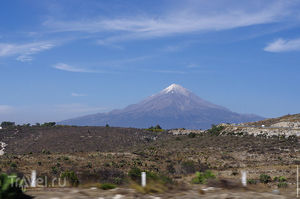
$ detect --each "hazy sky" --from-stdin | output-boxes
[1,0,300,124]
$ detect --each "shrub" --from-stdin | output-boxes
[181,161,196,174]
[51,166,58,174]
[188,133,196,138]
[155,124,162,129]
[0,121,15,128]
[113,177,123,185]
[60,171,79,186]
[192,170,216,184]
[146,125,164,132]
[42,122,56,127]
[207,125,224,136]
[10,163,17,168]
[259,174,271,184]
[278,182,288,188]
[166,164,176,174]
[98,169,125,185]
[231,170,239,176]
[274,176,286,182]
[247,179,257,184]
[128,167,142,181]
[0,173,32,199]
[87,162,92,168]
[99,183,116,190]
[128,168,172,185]
[63,156,69,161]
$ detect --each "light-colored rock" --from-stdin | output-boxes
[221,126,300,137]
[0,142,7,156]
[113,194,124,199]
[169,129,204,135]
[271,121,300,128]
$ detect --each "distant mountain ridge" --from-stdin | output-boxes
[60,84,264,129]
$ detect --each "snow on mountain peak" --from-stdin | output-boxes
[162,84,190,95]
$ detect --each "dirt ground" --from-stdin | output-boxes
[0,126,299,198]
[27,186,297,199]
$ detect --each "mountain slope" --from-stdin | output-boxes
[60,84,264,129]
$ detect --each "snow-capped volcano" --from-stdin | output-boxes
[162,83,190,95]
[61,84,263,129]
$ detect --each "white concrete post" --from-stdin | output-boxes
[141,172,146,187]
[31,170,36,188]
[297,165,299,198]
[241,171,247,187]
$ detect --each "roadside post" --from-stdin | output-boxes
[31,170,36,188]
[141,172,146,187]
[241,171,247,187]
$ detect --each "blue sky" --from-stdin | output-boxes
[1,0,300,124]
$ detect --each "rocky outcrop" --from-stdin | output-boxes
[271,121,300,128]
[221,125,300,137]
[168,128,205,135]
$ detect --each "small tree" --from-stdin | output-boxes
[260,174,271,184]
[154,124,162,129]
[1,121,15,128]
[42,122,56,127]
[60,171,79,186]
[207,124,224,136]
[0,173,32,199]
[192,170,216,184]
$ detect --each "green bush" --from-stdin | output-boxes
[51,166,58,174]
[0,173,31,199]
[10,163,17,168]
[99,183,116,190]
[188,133,196,138]
[97,169,125,185]
[207,125,224,136]
[181,161,196,174]
[113,177,123,185]
[128,167,157,181]
[63,156,69,161]
[154,125,162,130]
[247,179,257,184]
[60,171,79,186]
[166,164,176,174]
[274,176,286,182]
[128,168,172,185]
[259,174,271,184]
[278,182,288,188]
[0,121,15,128]
[128,167,142,181]
[146,125,164,132]
[42,122,56,127]
[87,162,92,168]
[192,170,216,184]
